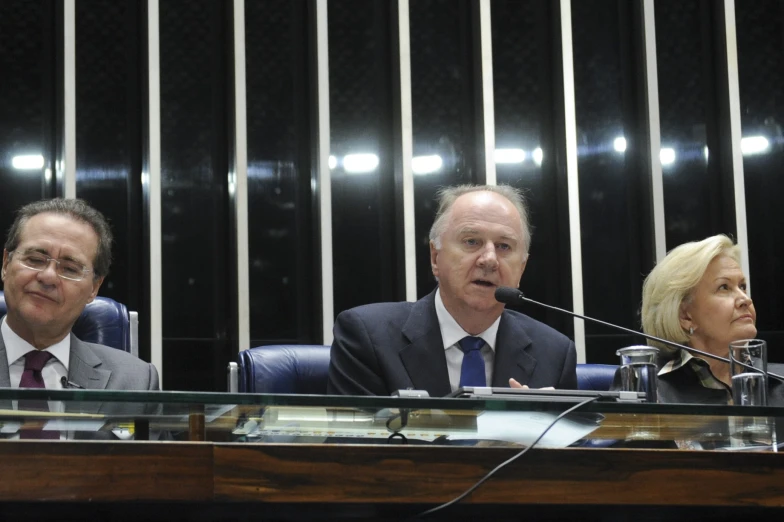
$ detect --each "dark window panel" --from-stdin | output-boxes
[656,1,728,250]
[159,0,232,389]
[74,0,143,328]
[410,0,476,298]
[571,0,653,363]
[328,0,399,314]
[491,0,573,337]
[0,0,57,236]
[735,0,784,359]
[162,339,230,392]
[245,0,316,344]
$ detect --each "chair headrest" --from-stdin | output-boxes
[239,345,331,394]
[576,363,618,392]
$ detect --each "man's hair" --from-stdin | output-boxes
[641,234,740,353]
[428,184,531,255]
[4,198,113,278]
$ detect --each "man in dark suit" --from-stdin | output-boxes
[0,198,158,391]
[328,185,576,397]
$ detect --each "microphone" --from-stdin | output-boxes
[60,376,84,389]
[494,286,784,383]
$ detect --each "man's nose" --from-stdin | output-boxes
[477,244,498,269]
[36,260,59,283]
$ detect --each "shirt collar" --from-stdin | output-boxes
[434,288,500,352]
[658,347,726,391]
[1,316,71,370]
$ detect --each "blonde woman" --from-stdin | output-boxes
[641,234,783,404]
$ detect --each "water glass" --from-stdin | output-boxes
[616,346,659,403]
[729,339,767,406]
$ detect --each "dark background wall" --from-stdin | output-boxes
[1,0,782,391]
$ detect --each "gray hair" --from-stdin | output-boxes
[5,198,113,278]
[641,234,740,353]
[428,184,531,254]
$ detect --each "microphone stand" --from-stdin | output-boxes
[496,287,784,384]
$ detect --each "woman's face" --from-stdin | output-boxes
[681,255,756,355]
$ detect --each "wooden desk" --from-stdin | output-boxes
[1,441,783,519]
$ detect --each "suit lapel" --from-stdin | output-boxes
[491,311,537,387]
[68,334,111,390]
[0,332,11,388]
[399,291,452,397]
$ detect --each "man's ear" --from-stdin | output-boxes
[430,240,439,278]
[1,250,8,282]
[88,276,105,303]
[517,254,529,285]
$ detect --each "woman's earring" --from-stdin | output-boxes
[689,326,694,336]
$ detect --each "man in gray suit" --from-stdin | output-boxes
[0,198,158,391]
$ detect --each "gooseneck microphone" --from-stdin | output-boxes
[60,376,84,389]
[494,286,784,383]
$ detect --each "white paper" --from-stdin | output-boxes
[448,411,600,448]
[43,419,106,432]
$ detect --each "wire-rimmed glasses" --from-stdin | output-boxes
[9,250,93,282]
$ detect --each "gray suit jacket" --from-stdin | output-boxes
[327,289,577,396]
[0,332,159,391]
[0,327,161,439]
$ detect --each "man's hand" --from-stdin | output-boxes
[509,378,554,390]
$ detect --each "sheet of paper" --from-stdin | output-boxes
[0,422,22,434]
[448,411,600,448]
[43,419,106,432]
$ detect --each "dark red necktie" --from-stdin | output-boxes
[19,350,58,439]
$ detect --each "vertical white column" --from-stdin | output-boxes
[397,0,417,302]
[63,0,76,198]
[147,0,163,383]
[316,0,335,344]
[722,0,751,289]
[642,0,666,262]
[232,0,250,352]
[478,0,496,185]
[559,0,585,363]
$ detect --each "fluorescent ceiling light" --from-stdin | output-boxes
[741,136,769,155]
[343,153,379,174]
[660,147,676,165]
[532,147,543,166]
[411,155,442,175]
[494,148,525,164]
[613,137,627,153]
[12,155,44,170]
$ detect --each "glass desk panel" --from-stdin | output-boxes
[0,388,780,450]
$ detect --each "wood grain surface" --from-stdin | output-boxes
[0,442,212,501]
[1,441,783,508]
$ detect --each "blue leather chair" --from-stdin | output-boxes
[238,345,330,393]
[0,290,138,356]
[237,344,618,393]
[576,363,618,391]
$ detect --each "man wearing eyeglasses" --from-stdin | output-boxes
[0,198,159,392]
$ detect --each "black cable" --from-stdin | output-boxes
[412,395,601,519]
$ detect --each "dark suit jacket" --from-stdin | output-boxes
[327,290,577,397]
[657,357,784,407]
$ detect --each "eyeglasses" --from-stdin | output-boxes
[9,250,93,282]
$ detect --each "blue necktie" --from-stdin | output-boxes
[458,336,486,388]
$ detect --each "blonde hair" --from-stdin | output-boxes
[429,184,531,254]
[641,234,741,353]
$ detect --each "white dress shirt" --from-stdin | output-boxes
[434,289,500,392]
[2,316,70,390]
